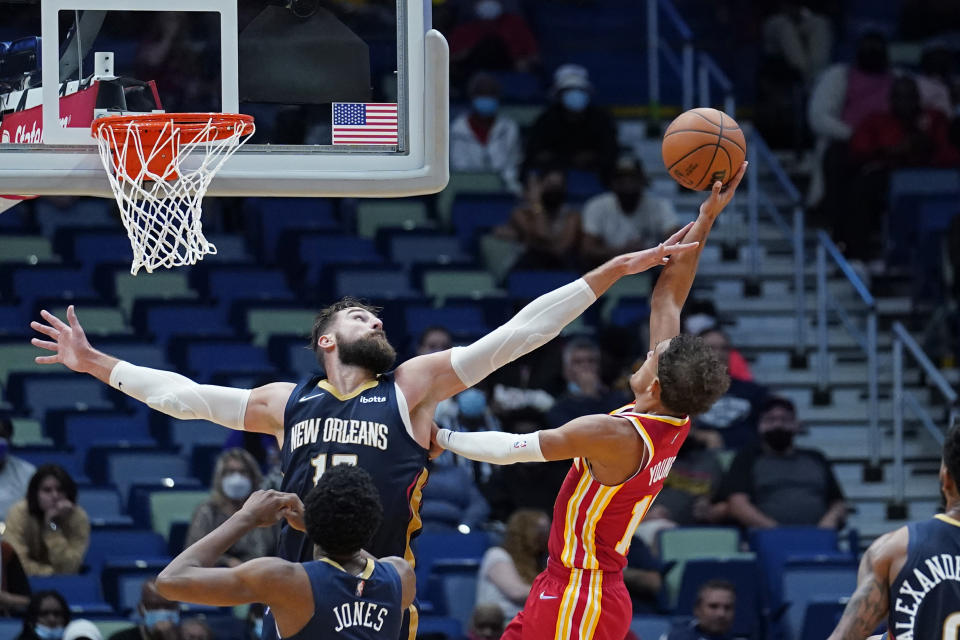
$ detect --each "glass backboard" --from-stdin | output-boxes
[0,0,448,197]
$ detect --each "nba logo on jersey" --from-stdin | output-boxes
[355,580,365,597]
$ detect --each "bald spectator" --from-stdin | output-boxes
[451,73,523,194]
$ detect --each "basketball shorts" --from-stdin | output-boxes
[502,560,632,640]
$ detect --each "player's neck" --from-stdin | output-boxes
[323,361,377,396]
[631,395,683,419]
[944,501,960,521]
[318,549,368,576]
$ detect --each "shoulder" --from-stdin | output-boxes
[240,556,307,586]
[795,447,831,465]
[482,546,512,564]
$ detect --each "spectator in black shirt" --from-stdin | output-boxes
[718,397,848,529]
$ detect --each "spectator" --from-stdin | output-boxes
[493,167,580,270]
[476,509,549,621]
[435,387,502,483]
[5,465,89,576]
[546,337,630,428]
[719,397,848,529]
[524,65,618,180]
[15,590,70,640]
[916,44,956,118]
[666,580,747,640]
[179,618,212,640]
[186,449,277,567]
[0,417,37,521]
[451,73,523,194]
[420,433,491,532]
[482,409,570,522]
[579,154,678,269]
[693,329,769,449]
[682,303,753,382]
[108,578,180,640]
[0,540,31,616]
[416,326,454,356]
[807,30,893,211]
[448,0,539,83]
[623,536,663,614]
[842,75,960,267]
[761,1,832,85]
[64,620,103,640]
[467,603,505,640]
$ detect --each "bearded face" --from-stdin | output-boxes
[336,331,397,373]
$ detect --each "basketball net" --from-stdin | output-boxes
[91,113,255,275]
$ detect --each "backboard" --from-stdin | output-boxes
[0,0,448,197]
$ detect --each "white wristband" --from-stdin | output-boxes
[450,278,596,387]
[436,428,546,465]
[109,360,251,430]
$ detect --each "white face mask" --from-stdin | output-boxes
[221,472,253,500]
[474,0,503,20]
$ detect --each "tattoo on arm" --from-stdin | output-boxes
[831,547,889,640]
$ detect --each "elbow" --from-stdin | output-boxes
[154,569,179,600]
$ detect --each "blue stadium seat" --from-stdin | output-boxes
[11,265,98,308]
[30,574,111,611]
[425,560,480,629]
[17,447,88,483]
[94,341,171,370]
[199,266,294,311]
[243,198,340,262]
[675,557,763,639]
[799,599,847,640]
[417,616,462,640]
[59,412,154,454]
[333,266,417,299]
[608,297,651,327]
[506,270,581,299]
[102,450,193,503]
[782,558,858,640]
[134,301,232,345]
[415,532,489,602]
[8,373,117,419]
[34,199,115,237]
[268,335,321,377]
[450,194,516,249]
[0,304,28,337]
[403,304,489,341]
[491,71,544,103]
[180,340,274,382]
[165,418,227,455]
[749,527,851,606]
[630,614,673,640]
[85,528,168,571]
[386,232,470,267]
[77,486,133,528]
[62,231,132,271]
[0,619,21,637]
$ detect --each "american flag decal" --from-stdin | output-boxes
[332,103,398,145]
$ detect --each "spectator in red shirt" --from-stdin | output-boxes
[838,75,960,267]
[448,0,539,87]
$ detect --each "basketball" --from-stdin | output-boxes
[662,108,746,191]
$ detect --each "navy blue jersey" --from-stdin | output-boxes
[276,373,430,563]
[888,515,960,640]
[278,558,402,640]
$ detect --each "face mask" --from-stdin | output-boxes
[252,618,264,639]
[540,188,566,211]
[762,428,794,453]
[471,96,499,117]
[457,388,487,418]
[474,0,503,20]
[143,608,180,628]
[561,89,590,113]
[222,473,253,500]
[34,625,64,640]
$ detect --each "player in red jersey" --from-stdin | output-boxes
[433,162,748,640]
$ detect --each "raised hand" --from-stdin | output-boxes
[618,221,700,275]
[700,160,748,219]
[30,305,94,373]
[240,490,305,529]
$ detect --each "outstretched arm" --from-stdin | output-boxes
[827,528,903,640]
[649,162,747,348]
[396,228,700,408]
[31,305,291,439]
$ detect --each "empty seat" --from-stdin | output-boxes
[65,231,133,270]
[48,306,130,336]
[799,599,847,640]
[506,270,580,299]
[77,487,132,528]
[387,233,469,266]
[0,235,56,263]
[201,266,294,310]
[422,270,503,303]
[0,305,28,338]
[61,412,154,453]
[246,308,315,346]
[417,616,462,640]
[606,296,651,327]
[436,172,505,226]
[749,527,851,606]
[296,234,383,284]
[16,448,88,483]
[134,302,231,345]
[451,194,516,248]
[415,531,489,587]
[181,340,273,381]
[10,373,116,419]
[30,573,110,610]
[94,340,171,370]
[333,267,416,299]
[149,489,210,540]
[105,451,192,503]
[166,418,227,455]
[114,270,197,315]
[782,559,858,640]
[658,527,741,607]
[85,528,167,570]
[203,234,252,262]
[403,304,488,340]
[356,200,429,238]
[0,342,50,386]
[630,615,672,640]
[243,197,340,261]
[12,265,97,303]
[10,417,52,446]
[35,199,116,236]
[426,562,479,629]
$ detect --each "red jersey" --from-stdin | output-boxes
[547,405,690,572]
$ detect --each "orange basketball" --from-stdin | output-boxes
[661,108,746,191]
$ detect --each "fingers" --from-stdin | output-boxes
[31,338,59,351]
[664,221,695,246]
[66,304,80,328]
[35,355,60,365]
[30,320,59,339]
[722,160,748,193]
[663,241,700,254]
[39,309,68,331]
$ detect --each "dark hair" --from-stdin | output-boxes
[657,334,730,416]
[309,297,382,360]
[304,464,383,557]
[944,423,960,488]
[417,326,453,348]
[696,579,736,605]
[27,464,78,521]
[0,416,12,440]
[24,590,70,629]
[759,396,796,418]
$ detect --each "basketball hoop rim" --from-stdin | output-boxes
[91,112,255,141]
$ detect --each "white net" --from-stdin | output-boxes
[92,114,255,275]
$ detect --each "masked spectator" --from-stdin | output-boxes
[108,579,180,640]
[15,590,70,640]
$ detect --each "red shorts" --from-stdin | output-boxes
[502,560,632,640]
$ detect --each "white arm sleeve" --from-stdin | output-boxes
[108,360,251,430]
[449,278,596,387]
[436,428,546,465]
